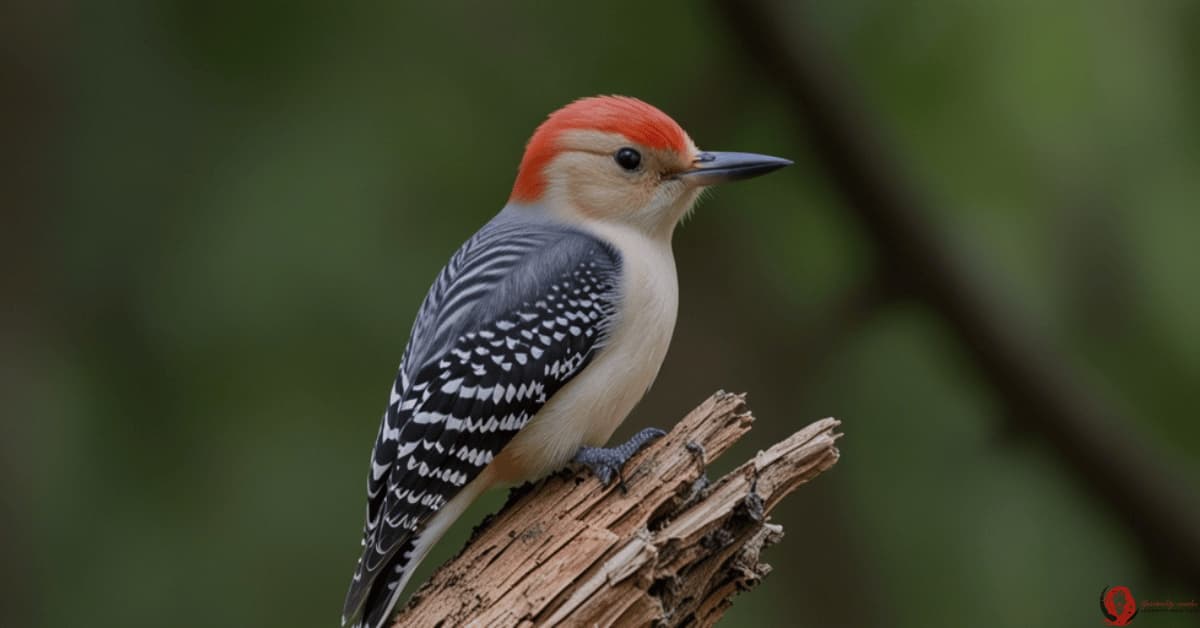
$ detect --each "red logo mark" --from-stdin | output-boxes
[1102,585,1139,625]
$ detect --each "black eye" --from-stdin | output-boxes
[614,147,641,171]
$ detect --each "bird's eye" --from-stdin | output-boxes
[614,147,642,171]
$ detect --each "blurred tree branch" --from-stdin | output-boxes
[714,0,1200,589]
[392,392,841,626]
[0,0,60,625]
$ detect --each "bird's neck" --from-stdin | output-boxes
[512,191,698,246]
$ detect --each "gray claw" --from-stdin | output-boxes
[573,427,667,488]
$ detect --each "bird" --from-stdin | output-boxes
[341,95,790,628]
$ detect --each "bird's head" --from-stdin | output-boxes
[509,96,791,239]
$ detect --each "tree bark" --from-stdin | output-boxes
[392,392,841,627]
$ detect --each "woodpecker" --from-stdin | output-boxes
[341,95,790,628]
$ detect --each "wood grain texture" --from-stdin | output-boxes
[393,391,841,627]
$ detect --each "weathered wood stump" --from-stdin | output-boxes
[394,392,841,627]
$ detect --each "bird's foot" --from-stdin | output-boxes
[573,427,667,490]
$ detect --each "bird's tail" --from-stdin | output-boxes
[342,475,490,628]
[345,536,423,628]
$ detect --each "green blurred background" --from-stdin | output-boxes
[6,0,1200,626]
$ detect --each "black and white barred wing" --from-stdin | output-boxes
[357,221,558,546]
[343,231,621,627]
[359,220,566,531]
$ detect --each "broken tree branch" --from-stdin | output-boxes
[392,392,841,627]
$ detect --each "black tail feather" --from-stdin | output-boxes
[343,537,419,628]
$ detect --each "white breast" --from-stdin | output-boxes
[492,221,679,483]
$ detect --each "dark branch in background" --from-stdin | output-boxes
[0,1,60,626]
[714,0,1200,589]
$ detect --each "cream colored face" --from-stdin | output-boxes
[540,129,704,237]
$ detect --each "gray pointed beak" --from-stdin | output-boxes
[677,151,793,186]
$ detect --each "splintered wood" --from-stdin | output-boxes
[394,391,842,627]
